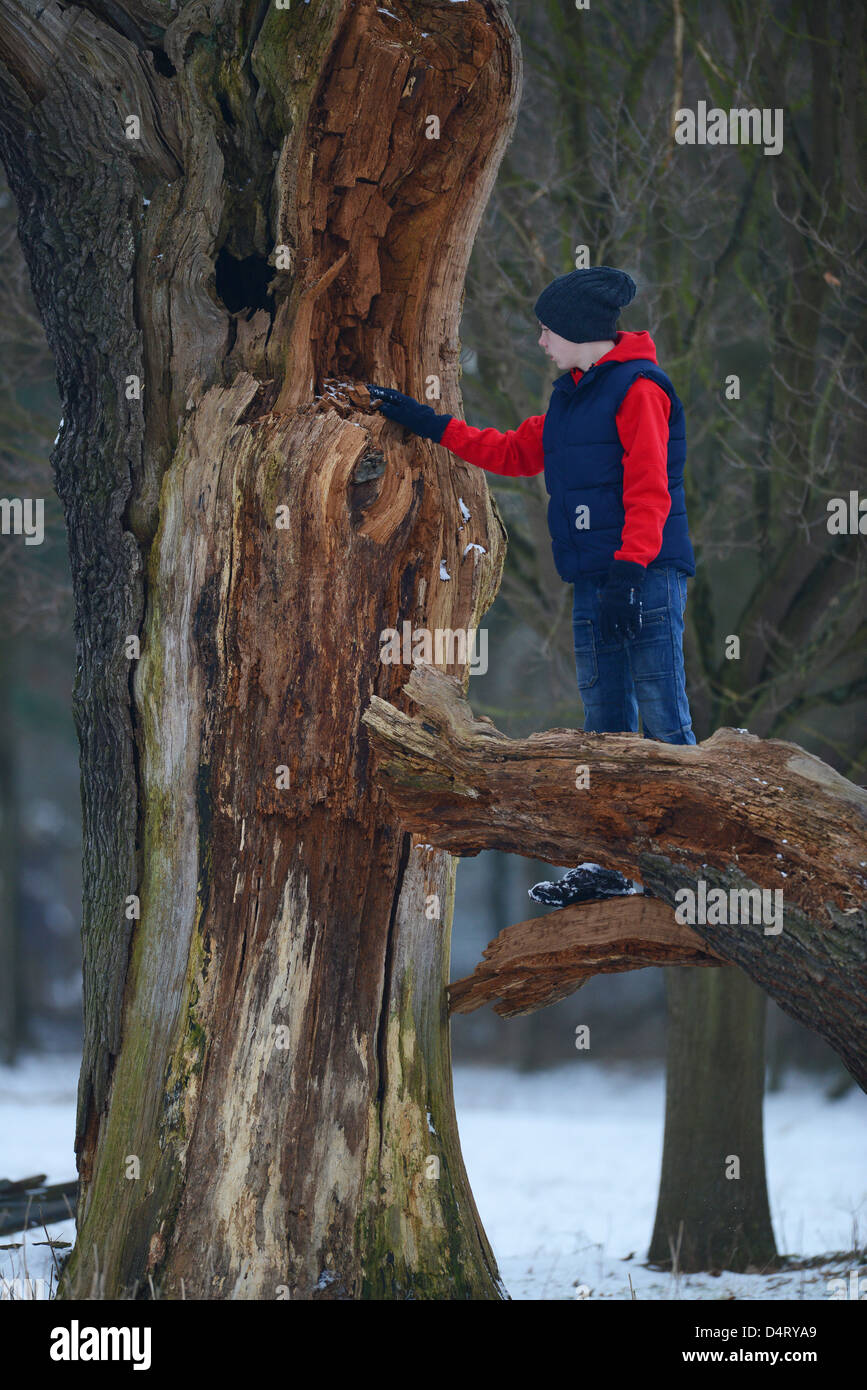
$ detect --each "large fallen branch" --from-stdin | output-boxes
[362,664,867,1089]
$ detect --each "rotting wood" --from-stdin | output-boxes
[362,663,867,1089]
[449,895,724,1017]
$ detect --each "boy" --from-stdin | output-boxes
[368,265,696,754]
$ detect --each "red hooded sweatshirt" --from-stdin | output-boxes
[439,330,672,569]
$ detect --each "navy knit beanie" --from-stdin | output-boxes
[534,266,637,343]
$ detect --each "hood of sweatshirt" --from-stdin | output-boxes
[570,329,658,383]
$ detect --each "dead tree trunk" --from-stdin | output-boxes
[0,0,520,1298]
[362,664,867,1090]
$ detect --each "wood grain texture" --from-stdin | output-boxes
[449,895,724,1017]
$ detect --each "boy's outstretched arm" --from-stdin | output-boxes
[367,384,545,478]
[439,414,545,478]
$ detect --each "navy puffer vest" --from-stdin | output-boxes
[543,358,695,581]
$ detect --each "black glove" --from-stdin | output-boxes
[599,560,646,642]
[367,385,452,443]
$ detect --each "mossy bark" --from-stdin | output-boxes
[0,0,520,1298]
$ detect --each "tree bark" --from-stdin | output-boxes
[648,967,777,1273]
[362,663,867,1089]
[0,0,521,1299]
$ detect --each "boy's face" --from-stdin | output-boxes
[537,322,584,369]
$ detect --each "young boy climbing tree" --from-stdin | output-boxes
[368,266,697,905]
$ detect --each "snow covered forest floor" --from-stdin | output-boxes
[454,1064,865,1300]
[1,1054,863,1301]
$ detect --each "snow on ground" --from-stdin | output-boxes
[0,1053,79,1299]
[453,1062,866,1300]
[1,1054,864,1300]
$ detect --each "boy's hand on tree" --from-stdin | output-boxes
[599,560,646,642]
[366,384,452,443]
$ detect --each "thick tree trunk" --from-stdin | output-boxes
[362,664,867,1089]
[0,0,521,1298]
[648,968,777,1273]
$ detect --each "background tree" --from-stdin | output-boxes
[0,168,69,1063]
[651,968,777,1271]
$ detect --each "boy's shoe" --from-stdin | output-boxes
[529,862,642,907]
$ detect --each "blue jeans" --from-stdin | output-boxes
[572,565,696,744]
